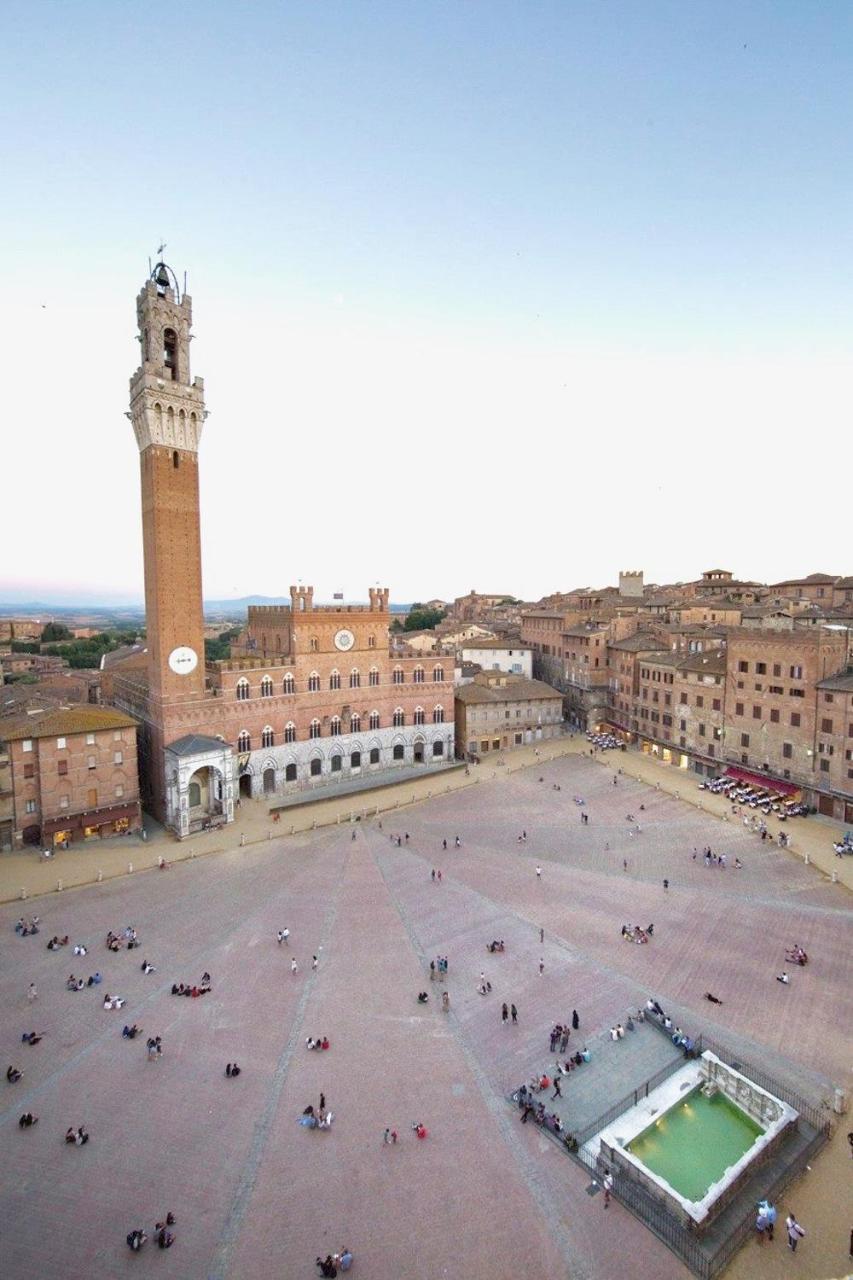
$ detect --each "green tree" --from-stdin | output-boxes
[41,622,72,642]
[404,607,446,632]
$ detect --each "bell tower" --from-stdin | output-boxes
[129,262,207,706]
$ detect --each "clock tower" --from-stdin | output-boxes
[129,262,207,706]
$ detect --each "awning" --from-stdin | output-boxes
[724,767,799,797]
[42,804,140,836]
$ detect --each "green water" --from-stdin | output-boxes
[626,1089,763,1202]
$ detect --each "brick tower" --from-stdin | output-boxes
[129,262,207,708]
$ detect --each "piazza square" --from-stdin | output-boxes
[1,744,850,1280]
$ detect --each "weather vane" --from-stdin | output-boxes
[156,240,167,259]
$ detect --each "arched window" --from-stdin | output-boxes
[368,634,376,648]
[351,750,361,768]
[283,674,295,695]
[433,666,444,682]
[350,713,361,733]
[329,670,341,691]
[414,707,425,726]
[433,705,444,724]
[237,731,251,752]
[262,726,274,748]
[369,667,380,687]
[284,722,296,743]
[392,667,404,685]
[433,740,444,756]
[413,666,425,684]
[350,669,360,689]
[369,747,380,764]
[369,711,380,730]
[236,678,250,701]
[260,675,273,698]
[163,327,178,379]
[285,762,297,782]
[331,754,342,772]
[393,743,405,761]
[393,708,404,728]
[310,637,319,653]
[308,672,320,692]
[310,757,322,777]
[309,719,322,739]
[329,716,342,737]
[188,781,201,807]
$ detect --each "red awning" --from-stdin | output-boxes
[724,767,799,797]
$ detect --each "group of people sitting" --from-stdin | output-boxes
[785,944,809,966]
[21,1031,43,1046]
[298,1105,334,1130]
[66,973,102,991]
[315,1247,353,1276]
[14,916,40,936]
[609,1023,628,1040]
[106,927,139,951]
[6,1065,23,1083]
[517,1090,565,1133]
[416,992,429,1004]
[46,935,70,950]
[65,1125,89,1145]
[621,923,653,944]
[485,939,505,953]
[305,1036,330,1051]
[103,994,126,1010]
[126,1215,175,1252]
[18,1112,38,1128]
[122,1024,142,1039]
[146,1037,163,1060]
[170,973,211,997]
[225,1062,242,1077]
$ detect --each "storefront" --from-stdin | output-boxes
[43,803,141,845]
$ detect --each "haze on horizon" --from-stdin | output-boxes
[3,1,852,607]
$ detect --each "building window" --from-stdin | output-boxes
[26,799,36,814]
[310,757,322,776]
[712,699,721,712]
[350,669,361,689]
[236,678,250,701]
[752,706,761,719]
[433,666,444,682]
[367,635,376,648]
[696,695,704,708]
[433,706,444,724]
[285,763,297,782]
[789,665,803,680]
[329,671,341,691]
[414,707,425,726]
[782,742,793,759]
[237,731,251,752]
[87,755,96,770]
[790,712,801,728]
[770,709,780,723]
[56,736,66,749]
[310,720,322,739]
[369,747,380,764]
[331,754,342,772]
[369,668,380,687]
[115,784,124,798]
[22,739,33,753]
[59,795,69,809]
[284,722,296,744]
[393,667,404,685]
[738,660,748,672]
[114,731,122,741]
[24,763,34,779]
[821,718,833,734]
[308,672,320,692]
[393,744,405,760]
[283,674,295,695]
[262,727,274,748]
[735,702,744,717]
[58,760,68,776]
[756,662,767,675]
[413,666,424,684]
[393,708,404,727]
[330,717,342,737]
[369,711,380,730]
[114,751,123,764]
[740,733,750,748]
[310,637,319,652]
[351,751,361,768]
[820,758,830,773]
[86,733,95,746]
[772,663,781,677]
[350,714,361,733]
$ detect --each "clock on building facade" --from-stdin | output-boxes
[334,629,355,652]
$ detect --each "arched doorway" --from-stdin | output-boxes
[413,738,425,764]
[263,768,276,795]
[239,773,253,799]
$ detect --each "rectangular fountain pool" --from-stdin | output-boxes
[627,1088,763,1203]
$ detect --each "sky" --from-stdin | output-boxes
[2,1,852,606]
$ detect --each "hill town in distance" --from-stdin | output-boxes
[1,263,851,1280]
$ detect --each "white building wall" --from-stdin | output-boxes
[460,646,533,678]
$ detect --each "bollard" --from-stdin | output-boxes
[312,820,316,829]
[240,833,246,847]
[804,854,809,865]
[831,870,838,883]
[128,863,133,874]
[268,830,272,841]
[20,887,27,900]
[97,870,103,882]
[57,879,63,892]
[290,825,295,835]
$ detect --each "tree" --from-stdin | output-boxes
[41,622,72,642]
[404,607,446,632]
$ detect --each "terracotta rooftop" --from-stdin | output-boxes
[455,677,562,705]
[0,705,138,742]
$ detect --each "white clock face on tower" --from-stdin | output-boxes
[168,645,199,675]
[334,629,355,652]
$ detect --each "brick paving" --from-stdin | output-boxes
[0,750,850,1280]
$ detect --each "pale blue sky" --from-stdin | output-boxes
[3,2,852,603]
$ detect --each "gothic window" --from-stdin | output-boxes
[392,667,404,685]
[329,670,341,691]
[262,726,274,748]
[163,328,178,379]
[331,754,342,772]
[413,666,424,684]
[368,635,376,648]
[369,667,380,687]
[260,675,273,698]
[310,637,319,652]
[309,720,322,740]
[236,678,250,701]
[283,674,295,695]
[285,763,297,782]
[414,707,425,726]
[329,716,342,737]
[351,750,361,768]
[393,744,405,760]
[369,711,380,730]
[369,747,380,764]
[284,722,296,743]
[350,713,361,733]
[350,669,361,689]
[433,705,444,724]
[308,672,320,692]
[237,731,251,752]
[393,708,404,728]
[433,741,444,756]
[433,666,444,682]
[310,757,322,777]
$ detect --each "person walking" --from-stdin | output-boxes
[278,928,289,945]
[312,955,318,970]
[27,983,37,1003]
[785,1213,805,1252]
[501,1002,509,1025]
[603,1170,613,1208]
[539,927,544,944]
[538,958,545,976]
[511,1003,518,1024]
[552,1077,562,1099]
[572,1009,579,1030]
[536,865,542,880]
[291,958,298,975]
